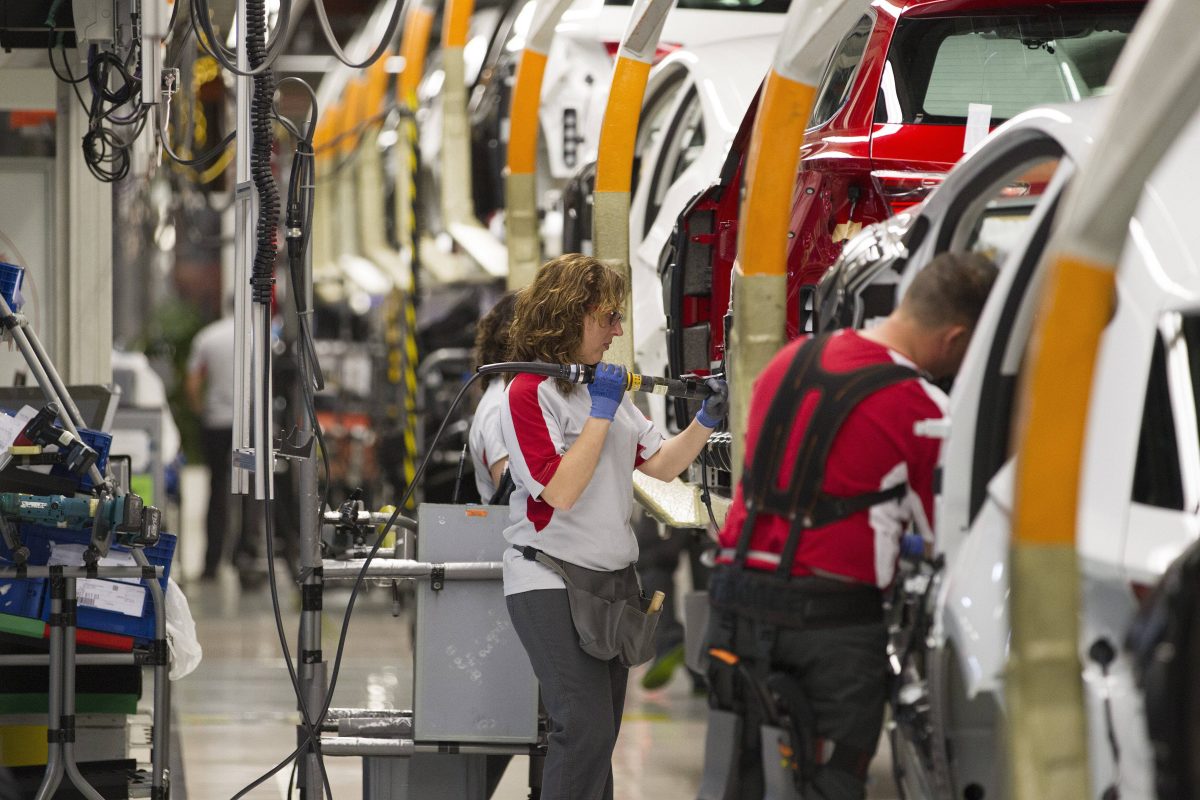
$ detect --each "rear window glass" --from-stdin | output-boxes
[876,6,1141,125]
[606,0,787,10]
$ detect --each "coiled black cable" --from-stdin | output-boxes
[247,0,279,307]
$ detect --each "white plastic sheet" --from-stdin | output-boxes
[165,578,202,680]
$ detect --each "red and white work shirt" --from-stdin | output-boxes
[500,373,665,596]
[718,330,946,589]
[469,379,508,502]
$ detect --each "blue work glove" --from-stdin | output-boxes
[588,362,628,420]
[695,377,729,429]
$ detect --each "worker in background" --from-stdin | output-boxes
[501,254,728,800]
[705,252,996,799]
[186,303,260,586]
[469,292,517,504]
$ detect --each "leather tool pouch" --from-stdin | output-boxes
[516,545,660,667]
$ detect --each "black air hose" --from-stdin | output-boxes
[704,430,734,472]
[247,0,278,306]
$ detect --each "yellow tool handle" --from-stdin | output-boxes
[647,590,665,614]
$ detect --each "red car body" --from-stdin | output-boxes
[663,0,1143,401]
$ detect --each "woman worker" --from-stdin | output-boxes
[500,253,727,799]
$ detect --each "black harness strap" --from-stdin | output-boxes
[734,333,919,579]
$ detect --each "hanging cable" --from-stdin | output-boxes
[188,0,292,77]
[309,0,406,69]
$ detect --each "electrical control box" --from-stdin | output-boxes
[413,504,538,743]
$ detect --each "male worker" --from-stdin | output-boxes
[186,305,261,586]
[705,251,996,799]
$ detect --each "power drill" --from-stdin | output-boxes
[0,492,161,565]
[11,404,99,476]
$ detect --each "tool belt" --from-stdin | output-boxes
[709,566,883,630]
[515,545,660,667]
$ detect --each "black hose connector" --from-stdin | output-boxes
[247,0,278,306]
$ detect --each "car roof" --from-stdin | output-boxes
[885,0,1142,17]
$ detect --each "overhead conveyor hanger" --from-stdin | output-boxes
[504,0,576,289]
[439,0,508,278]
[394,0,435,289]
[587,0,727,529]
[727,0,869,483]
[1007,0,1200,796]
[591,0,677,370]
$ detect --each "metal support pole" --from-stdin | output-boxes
[297,207,326,800]
[133,549,170,799]
[320,559,502,581]
[34,576,65,800]
[60,580,106,800]
[232,0,254,497]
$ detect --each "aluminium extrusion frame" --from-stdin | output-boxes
[0,563,169,800]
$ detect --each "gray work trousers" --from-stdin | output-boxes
[507,589,629,800]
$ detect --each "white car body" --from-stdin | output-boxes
[626,34,775,427]
[537,1,780,180]
[875,95,1200,799]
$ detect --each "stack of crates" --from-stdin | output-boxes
[0,522,176,780]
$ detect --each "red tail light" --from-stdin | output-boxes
[1130,581,1155,605]
[602,41,681,64]
[871,170,945,216]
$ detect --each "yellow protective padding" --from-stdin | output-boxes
[440,49,475,227]
[1007,544,1089,798]
[1013,253,1115,546]
[398,7,434,105]
[364,56,391,117]
[594,57,653,194]
[505,171,539,289]
[443,0,475,48]
[738,72,816,277]
[506,50,549,176]
[592,191,633,368]
[729,270,788,482]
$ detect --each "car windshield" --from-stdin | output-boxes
[605,0,787,10]
[876,6,1141,125]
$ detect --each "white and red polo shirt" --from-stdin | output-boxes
[718,330,946,589]
[499,373,665,596]
[469,379,508,502]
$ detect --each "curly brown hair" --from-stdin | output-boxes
[474,292,518,387]
[509,254,626,393]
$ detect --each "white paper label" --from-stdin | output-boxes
[964,103,993,154]
[75,579,145,617]
[46,541,147,617]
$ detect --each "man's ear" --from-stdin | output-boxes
[944,323,970,350]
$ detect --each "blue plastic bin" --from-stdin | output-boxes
[48,427,113,492]
[0,262,24,313]
[9,524,175,645]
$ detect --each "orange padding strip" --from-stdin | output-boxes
[364,57,390,117]
[708,648,739,666]
[443,0,475,48]
[1013,253,1115,546]
[399,7,434,104]
[506,50,549,175]
[739,71,816,277]
[594,57,653,194]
